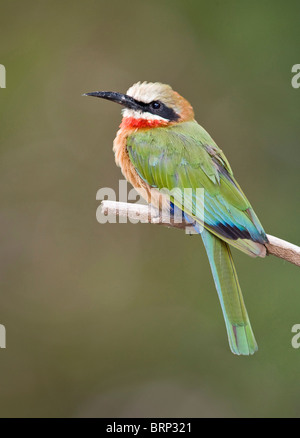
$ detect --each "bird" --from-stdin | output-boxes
[84,81,268,355]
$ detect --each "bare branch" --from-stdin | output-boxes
[101,200,300,267]
[264,235,300,267]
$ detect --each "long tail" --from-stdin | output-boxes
[201,228,258,355]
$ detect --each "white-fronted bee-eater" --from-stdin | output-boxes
[85,82,268,355]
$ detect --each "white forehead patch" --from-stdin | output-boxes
[127,82,178,105]
[125,81,182,117]
[126,81,173,104]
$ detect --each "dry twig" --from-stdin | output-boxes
[101,200,300,267]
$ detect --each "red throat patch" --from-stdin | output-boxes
[120,117,169,130]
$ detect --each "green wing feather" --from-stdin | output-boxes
[127,121,267,256]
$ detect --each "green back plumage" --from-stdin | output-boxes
[126,120,267,355]
[127,121,267,256]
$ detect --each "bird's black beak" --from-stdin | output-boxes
[83,91,142,111]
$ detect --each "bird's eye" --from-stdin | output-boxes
[150,101,161,110]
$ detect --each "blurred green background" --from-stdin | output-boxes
[0,0,299,418]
